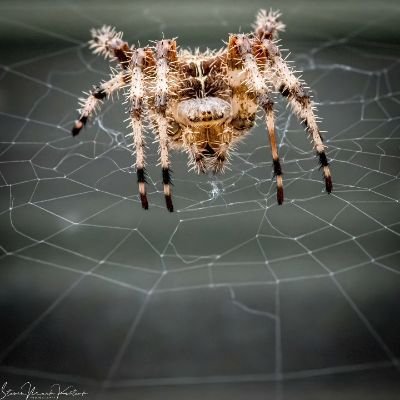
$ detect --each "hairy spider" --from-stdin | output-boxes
[71,9,332,212]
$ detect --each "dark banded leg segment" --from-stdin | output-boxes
[136,168,148,210]
[261,96,284,205]
[319,152,332,194]
[273,159,283,205]
[162,167,173,212]
[155,39,177,212]
[158,114,174,212]
[72,72,127,136]
[262,39,333,194]
[290,88,333,194]
[72,115,88,137]
[128,49,149,210]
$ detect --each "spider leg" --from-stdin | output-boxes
[154,39,178,212]
[229,34,284,203]
[252,9,286,40]
[127,48,154,210]
[71,71,128,136]
[89,26,132,69]
[262,39,333,193]
[260,96,284,204]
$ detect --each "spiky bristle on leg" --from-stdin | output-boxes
[253,9,286,40]
[262,39,333,197]
[71,72,127,137]
[89,26,131,67]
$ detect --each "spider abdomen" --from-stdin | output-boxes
[175,97,231,127]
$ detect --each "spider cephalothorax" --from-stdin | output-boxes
[72,9,332,212]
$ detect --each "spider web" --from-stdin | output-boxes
[0,1,399,399]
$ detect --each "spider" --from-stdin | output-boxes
[71,9,332,212]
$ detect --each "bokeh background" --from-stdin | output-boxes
[0,0,399,399]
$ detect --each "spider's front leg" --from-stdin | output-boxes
[71,71,128,136]
[262,39,333,193]
[127,48,155,210]
[71,26,132,136]
[252,9,286,40]
[89,26,132,69]
[228,34,284,204]
[154,39,178,212]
